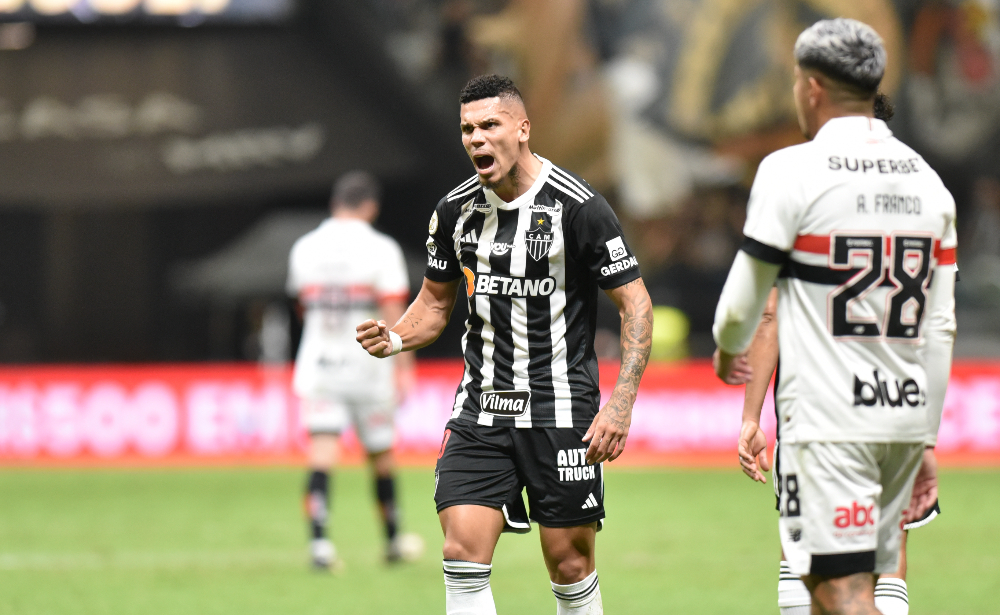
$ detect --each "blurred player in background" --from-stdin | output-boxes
[287,171,422,570]
[713,18,957,615]
[357,74,652,615]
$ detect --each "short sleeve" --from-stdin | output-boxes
[742,152,803,264]
[936,193,958,268]
[376,239,410,302]
[566,195,641,289]
[424,198,463,282]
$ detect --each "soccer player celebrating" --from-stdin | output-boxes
[712,19,957,615]
[357,74,652,615]
[288,171,421,569]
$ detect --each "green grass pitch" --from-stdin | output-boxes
[0,466,997,614]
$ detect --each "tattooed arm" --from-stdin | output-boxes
[357,277,460,357]
[584,278,653,464]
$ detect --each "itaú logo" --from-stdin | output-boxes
[834,502,876,528]
[462,267,556,298]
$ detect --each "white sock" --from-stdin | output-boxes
[443,560,497,615]
[778,560,811,615]
[874,578,908,615]
[551,570,603,615]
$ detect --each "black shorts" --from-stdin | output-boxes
[434,419,605,531]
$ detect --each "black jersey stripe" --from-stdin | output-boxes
[780,259,898,287]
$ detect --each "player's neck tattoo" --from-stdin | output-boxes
[483,162,522,200]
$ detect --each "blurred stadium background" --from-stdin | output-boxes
[0,1,998,613]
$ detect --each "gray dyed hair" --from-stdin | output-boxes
[794,18,886,95]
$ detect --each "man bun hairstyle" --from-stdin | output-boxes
[333,170,380,209]
[873,92,894,122]
[459,74,524,105]
[794,18,886,97]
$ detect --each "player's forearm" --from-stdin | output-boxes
[922,266,957,446]
[712,252,782,355]
[607,279,653,425]
[742,288,779,424]
[390,280,458,351]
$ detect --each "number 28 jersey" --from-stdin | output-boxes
[744,117,957,444]
[425,156,641,429]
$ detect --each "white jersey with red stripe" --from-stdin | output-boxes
[287,218,409,401]
[743,116,957,444]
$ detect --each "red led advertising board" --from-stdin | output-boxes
[1,361,998,466]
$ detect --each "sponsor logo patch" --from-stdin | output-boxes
[428,211,439,234]
[557,448,597,483]
[480,390,531,417]
[524,212,553,261]
[529,203,561,214]
[465,269,557,297]
[600,256,638,277]
[853,369,925,407]
[427,255,449,270]
[491,242,514,256]
[475,201,493,213]
[606,236,628,261]
[426,236,437,256]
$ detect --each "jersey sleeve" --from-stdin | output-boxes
[566,195,641,289]
[424,198,463,282]
[376,239,410,302]
[741,152,803,264]
[285,241,303,298]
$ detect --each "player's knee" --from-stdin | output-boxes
[442,537,487,564]
[550,553,590,585]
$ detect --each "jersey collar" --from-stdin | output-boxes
[483,154,552,210]
[813,116,893,142]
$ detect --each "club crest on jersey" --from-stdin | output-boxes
[525,212,553,261]
[480,390,531,417]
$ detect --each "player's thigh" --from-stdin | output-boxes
[875,442,923,574]
[350,399,396,455]
[513,426,605,530]
[778,441,883,577]
[438,504,505,564]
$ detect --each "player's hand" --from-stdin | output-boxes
[583,399,631,464]
[738,420,771,484]
[904,447,939,524]
[356,319,393,358]
[713,348,752,385]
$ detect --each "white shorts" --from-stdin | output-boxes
[299,397,395,453]
[776,441,923,577]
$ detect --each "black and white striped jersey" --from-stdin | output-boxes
[424,156,641,428]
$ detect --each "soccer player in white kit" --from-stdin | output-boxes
[287,171,420,569]
[712,19,957,615]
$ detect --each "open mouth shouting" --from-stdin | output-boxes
[473,153,496,176]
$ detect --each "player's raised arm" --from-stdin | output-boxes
[584,278,652,464]
[357,277,460,358]
[737,288,778,484]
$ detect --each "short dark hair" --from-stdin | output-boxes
[459,74,524,105]
[332,170,380,208]
[873,92,894,122]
